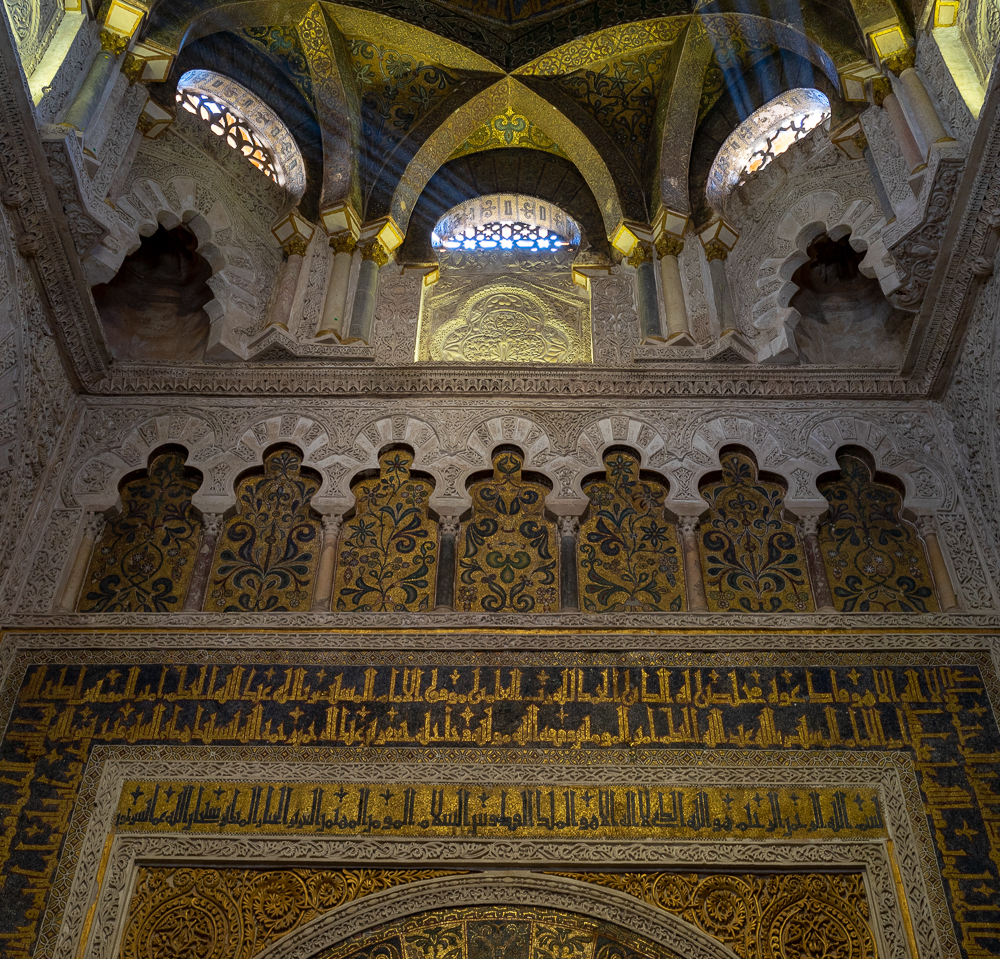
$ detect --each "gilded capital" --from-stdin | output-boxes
[282,234,310,258]
[882,47,917,76]
[99,30,130,57]
[121,53,144,85]
[329,232,357,256]
[656,234,684,258]
[360,238,390,267]
[627,243,653,268]
[870,76,892,107]
[703,239,729,262]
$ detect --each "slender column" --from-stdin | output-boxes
[266,235,309,332]
[317,233,356,339]
[435,517,461,611]
[629,243,662,341]
[58,511,105,611]
[62,31,128,131]
[916,514,959,611]
[311,514,343,611]
[183,513,222,612]
[347,239,388,343]
[873,78,925,173]
[656,234,694,345]
[557,516,580,612]
[704,242,739,336]
[895,67,951,156]
[796,515,835,611]
[678,517,708,611]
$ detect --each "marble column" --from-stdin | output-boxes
[916,514,959,610]
[347,238,388,344]
[62,31,128,132]
[311,514,343,611]
[557,516,580,611]
[183,513,222,612]
[704,242,739,336]
[58,511,105,611]
[317,233,356,339]
[435,517,461,611]
[678,517,708,611]
[629,243,662,341]
[265,235,309,332]
[656,234,695,345]
[873,78,925,173]
[796,515,835,611]
[895,66,951,156]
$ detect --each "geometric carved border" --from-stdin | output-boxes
[56,752,947,959]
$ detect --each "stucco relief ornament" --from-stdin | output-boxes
[433,288,576,363]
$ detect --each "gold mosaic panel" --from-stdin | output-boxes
[579,450,685,612]
[121,867,459,959]
[818,451,938,613]
[79,450,201,612]
[457,449,558,612]
[206,448,321,612]
[448,107,568,160]
[335,448,437,612]
[699,451,813,612]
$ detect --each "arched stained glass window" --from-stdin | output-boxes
[175,70,306,197]
[707,88,831,207]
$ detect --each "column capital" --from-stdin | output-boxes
[626,242,653,268]
[882,47,917,77]
[121,53,145,85]
[870,75,893,107]
[99,29,130,57]
[282,234,310,258]
[656,234,684,258]
[699,218,738,260]
[914,512,940,537]
[703,239,728,262]
[201,513,223,536]
[678,516,701,537]
[329,232,357,255]
[557,516,580,537]
[795,515,821,538]
[322,514,344,536]
[84,511,107,537]
[359,238,390,266]
[439,516,462,536]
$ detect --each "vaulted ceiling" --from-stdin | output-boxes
[142,0,884,242]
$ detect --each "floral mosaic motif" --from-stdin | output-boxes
[553,49,673,174]
[818,452,938,613]
[206,448,320,612]
[336,448,438,611]
[347,38,466,201]
[699,450,813,612]
[448,108,568,161]
[458,449,557,612]
[244,25,314,102]
[579,450,684,612]
[80,451,201,612]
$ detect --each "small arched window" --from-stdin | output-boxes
[432,193,581,256]
[707,88,831,208]
[175,69,305,197]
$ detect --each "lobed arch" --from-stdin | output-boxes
[255,872,741,959]
[390,78,624,244]
[749,191,900,361]
[574,415,670,475]
[85,174,283,361]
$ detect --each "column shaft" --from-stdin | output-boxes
[918,516,959,611]
[311,516,343,611]
[317,243,355,338]
[183,514,222,612]
[347,239,387,343]
[58,512,104,611]
[62,35,123,131]
[707,255,738,335]
[635,259,661,340]
[882,92,926,172]
[558,517,580,611]
[896,68,950,156]
[679,519,708,611]
[657,239,693,344]
[435,519,460,611]
[797,517,835,611]
[266,251,305,331]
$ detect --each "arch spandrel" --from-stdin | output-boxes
[391,78,624,242]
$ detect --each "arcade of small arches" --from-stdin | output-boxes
[60,438,956,616]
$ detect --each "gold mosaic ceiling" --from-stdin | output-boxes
[146,0,889,230]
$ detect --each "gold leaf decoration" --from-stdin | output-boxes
[448,108,567,160]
